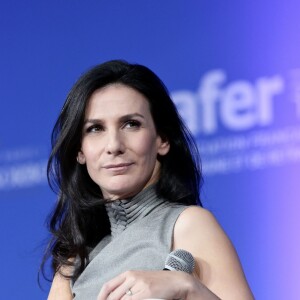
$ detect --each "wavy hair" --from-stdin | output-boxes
[42,60,203,281]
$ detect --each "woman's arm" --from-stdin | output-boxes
[97,207,253,300]
[47,269,73,300]
[97,269,220,300]
[173,206,254,300]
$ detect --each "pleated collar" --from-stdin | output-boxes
[105,185,166,238]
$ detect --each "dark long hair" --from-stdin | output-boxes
[42,60,203,281]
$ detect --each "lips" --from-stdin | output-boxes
[103,162,134,169]
[102,163,134,174]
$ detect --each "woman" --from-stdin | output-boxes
[44,60,254,299]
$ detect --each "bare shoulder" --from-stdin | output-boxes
[175,206,221,232]
[173,206,233,261]
[174,206,228,244]
[47,269,73,300]
[173,206,254,300]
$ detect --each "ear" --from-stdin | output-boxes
[157,138,170,156]
[77,151,86,164]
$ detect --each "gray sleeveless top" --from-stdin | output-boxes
[71,186,188,299]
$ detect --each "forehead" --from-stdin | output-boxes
[85,84,151,118]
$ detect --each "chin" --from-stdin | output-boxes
[101,182,141,200]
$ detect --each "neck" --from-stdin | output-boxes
[105,185,166,238]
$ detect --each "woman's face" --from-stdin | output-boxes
[77,84,170,199]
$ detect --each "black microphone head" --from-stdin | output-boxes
[164,249,195,274]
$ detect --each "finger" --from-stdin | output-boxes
[97,273,127,300]
[105,272,138,300]
[107,282,137,300]
[117,286,140,300]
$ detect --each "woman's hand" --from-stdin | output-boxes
[97,270,220,300]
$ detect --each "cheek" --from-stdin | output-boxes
[81,140,100,163]
[134,135,159,161]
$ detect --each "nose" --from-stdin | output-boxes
[105,129,125,155]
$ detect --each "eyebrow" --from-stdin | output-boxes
[84,113,145,125]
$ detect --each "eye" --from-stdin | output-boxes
[123,120,141,129]
[86,124,104,133]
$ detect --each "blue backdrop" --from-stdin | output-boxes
[1,1,299,299]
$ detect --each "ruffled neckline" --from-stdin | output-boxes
[105,185,166,238]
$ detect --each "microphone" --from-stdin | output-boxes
[146,249,195,300]
[164,249,195,274]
